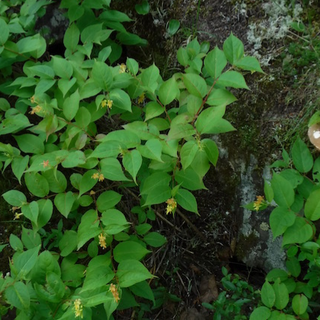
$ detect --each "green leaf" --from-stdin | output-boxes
[100,129,141,149]
[58,78,77,97]
[204,47,227,79]
[282,217,313,246]
[269,207,296,239]
[81,255,114,293]
[0,18,9,45]
[305,189,320,221]
[217,71,249,89]
[175,168,206,191]
[24,172,49,198]
[89,141,123,159]
[14,134,44,154]
[4,282,30,310]
[177,47,190,67]
[77,210,100,250]
[3,190,27,206]
[158,77,180,105]
[135,0,150,15]
[63,89,80,121]
[52,56,73,79]
[292,294,308,315]
[37,199,53,229]
[143,232,166,247]
[138,139,163,162]
[266,269,288,282]
[168,123,195,140]
[54,192,76,218]
[130,281,155,303]
[273,279,289,310]
[10,234,23,252]
[292,137,313,173]
[63,23,80,52]
[68,4,84,22]
[249,306,271,320]
[42,169,67,193]
[61,150,86,168]
[109,88,131,112]
[28,65,55,79]
[206,88,237,106]
[123,59,137,77]
[123,150,142,184]
[235,56,263,73]
[101,209,129,234]
[271,173,295,208]
[182,73,207,98]
[0,114,31,135]
[97,191,122,212]
[14,245,40,280]
[196,106,235,135]
[145,102,164,121]
[223,33,244,64]
[0,98,10,111]
[117,260,153,288]
[261,281,275,308]
[21,201,39,225]
[202,139,219,166]
[140,172,171,195]
[59,230,77,257]
[91,60,113,91]
[286,257,301,277]
[114,241,150,262]
[180,140,199,170]
[79,170,99,197]
[176,189,198,214]
[167,19,180,36]
[279,169,303,189]
[141,64,159,89]
[144,185,171,206]
[100,158,130,181]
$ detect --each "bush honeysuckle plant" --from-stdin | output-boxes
[247,137,320,320]
[0,0,263,318]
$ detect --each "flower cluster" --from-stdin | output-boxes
[29,105,42,115]
[253,195,265,212]
[166,198,177,215]
[98,233,107,249]
[91,173,105,182]
[119,63,126,74]
[73,299,83,318]
[109,283,120,303]
[101,99,113,109]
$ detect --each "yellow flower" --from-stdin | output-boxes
[73,299,83,318]
[109,283,120,303]
[98,173,104,182]
[166,198,177,215]
[89,190,96,195]
[98,233,107,249]
[119,63,126,74]
[14,212,23,220]
[30,96,36,104]
[137,93,145,104]
[29,105,42,115]
[253,195,265,212]
[101,99,107,108]
[91,173,99,180]
[107,100,113,109]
